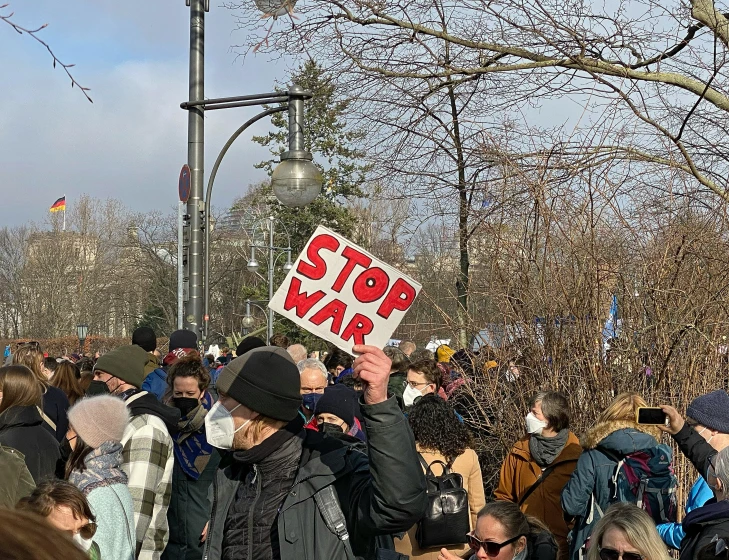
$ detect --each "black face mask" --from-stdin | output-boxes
[319,422,346,435]
[172,397,200,418]
[59,437,74,462]
[86,380,110,397]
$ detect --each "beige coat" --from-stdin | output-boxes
[394,445,486,560]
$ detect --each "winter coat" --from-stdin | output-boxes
[561,421,661,560]
[670,423,722,560]
[495,433,581,560]
[658,476,713,550]
[163,450,221,560]
[0,444,35,507]
[204,395,427,560]
[142,353,168,402]
[88,485,136,560]
[41,384,70,442]
[395,445,486,560]
[120,390,180,560]
[0,405,60,483]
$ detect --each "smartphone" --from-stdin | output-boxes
[636,407,667,425]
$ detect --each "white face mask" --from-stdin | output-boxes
[526,412,548,435]
[403,384,425,408]
[204,401,250,450]
[73,532,93,553]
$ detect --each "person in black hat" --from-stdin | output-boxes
[133,326,169,402]
[202,344,426,560]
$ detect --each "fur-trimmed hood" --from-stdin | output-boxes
[580,419,661,451]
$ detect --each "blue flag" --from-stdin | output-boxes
[602,295,620,348]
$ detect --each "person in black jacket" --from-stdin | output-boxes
[0,365,61,483]
[13,343,70,441]
[662,394,729,560]
[203,344,427,560]
[438,500,558,560]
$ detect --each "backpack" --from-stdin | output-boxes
[416,455,470,548]
[599,444,678,524]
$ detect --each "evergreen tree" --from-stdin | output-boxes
[252,59,369,254]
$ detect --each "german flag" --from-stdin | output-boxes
[49,196,66,213]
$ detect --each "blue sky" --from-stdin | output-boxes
[0,0,295,226]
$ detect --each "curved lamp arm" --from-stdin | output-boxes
[204,106,287,340]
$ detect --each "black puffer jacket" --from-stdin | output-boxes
[0,405,61,483]
[205,395,427,560]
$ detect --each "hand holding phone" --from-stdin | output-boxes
[636,407,668,425]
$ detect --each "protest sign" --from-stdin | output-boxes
[268,226,422,355]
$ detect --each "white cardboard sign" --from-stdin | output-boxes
[268,226,422,355]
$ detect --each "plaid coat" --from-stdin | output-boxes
[121,410,175,560]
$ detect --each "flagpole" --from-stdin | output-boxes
[63,194,66,232]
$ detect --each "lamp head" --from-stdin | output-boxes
[271,151,322,207]
[247,258,260,273]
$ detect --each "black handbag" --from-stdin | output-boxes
[416,455,470,548]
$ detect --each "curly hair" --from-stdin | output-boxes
[166,353,210,396]
[408,394,474,464]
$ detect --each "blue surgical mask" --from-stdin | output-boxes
[302,393,322,412]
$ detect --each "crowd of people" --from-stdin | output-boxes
[2,329,729,560]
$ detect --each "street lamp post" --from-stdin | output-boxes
[76,323,88,354]
[182,0,323,343]
[246,216,292,343]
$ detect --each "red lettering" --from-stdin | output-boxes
[283,277,326,318]
[341,314,374,346]
[297,234,340,281]
[331,246,372,292]
[352,267,390,303]
[309,299,348,335]
[376,279,417,319]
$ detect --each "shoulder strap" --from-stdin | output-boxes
[36,406,56,433]
[313,485,356,560]
[418,453,429,471]
[518,459,577,506]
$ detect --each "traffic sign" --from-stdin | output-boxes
[179,164,191,202]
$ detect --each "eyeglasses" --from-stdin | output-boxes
[468,533,523,556]
[599,547,643,560]
[406,380,431,389]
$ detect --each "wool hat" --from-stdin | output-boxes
[235,336,266,357]
[94,345,149,388]
[687,390,729,433]
[436,345,455,363]
[67,395,130,448]
[314,384,357,428]
[217,346,302,421]
[169,329,198,352]
[132,327,157,353]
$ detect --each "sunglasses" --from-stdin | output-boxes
[78,521,97,540]
[468,533,523,556]
[599,547,643,560]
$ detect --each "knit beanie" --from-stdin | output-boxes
[94,345,149,388]
[169,329,198,352]
[687,390,729,433]
[67,395,130,448]
[217,346,302,421]
[132,327,157,353]
[314,384,357,428]
[235,336,266,357]
[436,345,455,363]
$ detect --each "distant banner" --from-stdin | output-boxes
[269,226,422,355]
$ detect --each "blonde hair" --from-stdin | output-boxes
[587,503,670,560]
[597,392,660,439]
[13,345,48,388]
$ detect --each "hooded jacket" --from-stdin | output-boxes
[0,444,35,507]
[141,354,168,402]
[120,390,180,560]
[495,433,581,560]
[561,420,661,560]
[0,405,60,484]
[204,395,426,560]
[670,423,722,560]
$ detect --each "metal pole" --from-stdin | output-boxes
[267,216,275,343]
[184,0,205,339]
[177,202,184,329]
[288,85,306,152]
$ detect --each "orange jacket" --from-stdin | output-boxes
[494,433,581,560]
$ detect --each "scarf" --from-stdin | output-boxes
[69,441,127,495]
[173,391,214,480]
[529,429,569,468]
